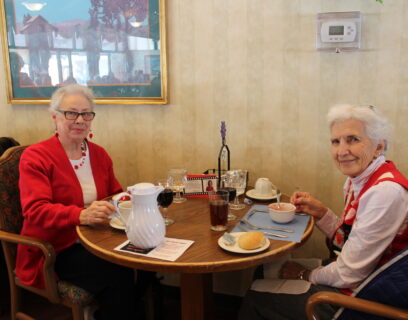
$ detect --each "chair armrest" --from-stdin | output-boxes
[306,291,408,320]
[0,230,60,303]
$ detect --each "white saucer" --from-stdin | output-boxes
[246,189,280,201]
[218,232,270,254]
[109,217,125,230]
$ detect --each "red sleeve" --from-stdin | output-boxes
[19,148,82,229]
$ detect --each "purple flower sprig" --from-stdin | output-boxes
[220,121,226,141]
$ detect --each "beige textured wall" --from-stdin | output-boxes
[1,0,408,258]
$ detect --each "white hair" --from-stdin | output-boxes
[327,104,391,152]
[49,84,95,113]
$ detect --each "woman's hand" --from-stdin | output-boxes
[279,261,310,281]
[290,191,328,219]
[79,200,116,226]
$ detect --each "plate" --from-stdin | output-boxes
[109,217,125,230]
[246,189,281,201]
[218,232,270,254]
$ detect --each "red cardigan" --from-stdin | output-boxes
[16,136,122,289]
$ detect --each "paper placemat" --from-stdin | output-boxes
[232,204,310,242]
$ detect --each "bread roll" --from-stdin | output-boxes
[238,231,266,250]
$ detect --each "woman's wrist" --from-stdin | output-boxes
[79,209,88,225]
[315,207,328,220]
[297,269,311,281]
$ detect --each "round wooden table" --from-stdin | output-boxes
[77,195,313,320]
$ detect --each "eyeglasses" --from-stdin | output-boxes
[56,109,96,121]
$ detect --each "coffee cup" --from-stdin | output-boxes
[117,200,132,225]
[254,178,276,197]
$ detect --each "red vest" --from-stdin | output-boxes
[328,161,408,266]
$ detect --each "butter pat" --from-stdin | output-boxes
[222,232,236,246]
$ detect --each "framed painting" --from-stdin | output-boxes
[0,0,167,104]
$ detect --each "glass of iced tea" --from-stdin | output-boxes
[208,190,229,231]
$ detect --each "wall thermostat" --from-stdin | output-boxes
[321,21,357,43]
[316,11,361,52]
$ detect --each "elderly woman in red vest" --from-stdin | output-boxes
[239,104,408,320]
[16,84,138,320]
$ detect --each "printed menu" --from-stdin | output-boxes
[114,238,194,261]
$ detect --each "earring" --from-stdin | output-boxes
[89,130,93,139]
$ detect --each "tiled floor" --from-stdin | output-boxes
[0,285,242,320]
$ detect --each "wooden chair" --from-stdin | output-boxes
[0,137,19,156]
[306,248,408,320]
[0,145,94,320]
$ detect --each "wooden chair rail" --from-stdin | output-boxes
[306,291,408,320]
[0,230,60,303]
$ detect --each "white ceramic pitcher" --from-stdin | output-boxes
[113,183,165,249]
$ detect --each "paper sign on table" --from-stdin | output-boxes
[114,237,194,261]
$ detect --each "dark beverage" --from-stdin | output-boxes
[157,189,174,208]
[210,200,228,231]
[218,187,237,221]
[219,187,236,202]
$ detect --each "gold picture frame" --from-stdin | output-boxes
[0,0,167,104]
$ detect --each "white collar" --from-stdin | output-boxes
[347,155,386,197]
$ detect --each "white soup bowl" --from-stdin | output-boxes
[268,202,296,224]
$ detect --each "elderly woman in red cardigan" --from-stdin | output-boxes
[16,85,137,320]
[239,104,408,320]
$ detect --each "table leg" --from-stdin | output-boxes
[180,273,213,320]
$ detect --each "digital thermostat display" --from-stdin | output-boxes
[316,11,361,52]
[321,21,356,43]
[329,26,344,36]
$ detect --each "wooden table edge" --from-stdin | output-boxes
[76,216,314,274]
